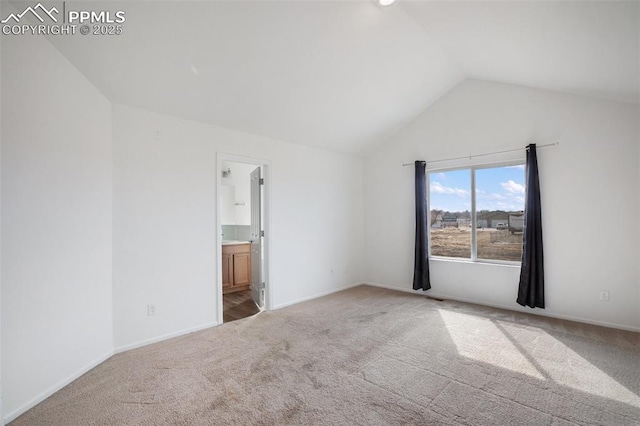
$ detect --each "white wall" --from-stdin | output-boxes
[1,22,114,422]
[221,161,256,226]
[0,9,3,422]
[113,104,364,350]
[220,184,236,225]
[364,79,640,331]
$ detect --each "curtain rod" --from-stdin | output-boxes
[401,142,559,167]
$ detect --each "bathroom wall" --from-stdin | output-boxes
[221,161,257,227]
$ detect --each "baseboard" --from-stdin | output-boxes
[363,281,640,333]
[4,350,114,424]
[114,321,221,354]
[363,281,422,295]
[272,282,363,310]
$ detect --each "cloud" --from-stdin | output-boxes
[477,189,525,212]
[477,190,509,201]
[430,182,470,197]
[495,201,524,210]
[501,180,525,194]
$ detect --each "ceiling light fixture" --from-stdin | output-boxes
[379,0,395,6]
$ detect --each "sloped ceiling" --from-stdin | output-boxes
[39,1,639,156]
[405,1,640,104]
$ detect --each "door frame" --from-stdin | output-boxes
[216,153,272,324]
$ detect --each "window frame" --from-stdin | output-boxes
[427,159,525,266]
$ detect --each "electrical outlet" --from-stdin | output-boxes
[147,304,157,316]
[599,291,610,302]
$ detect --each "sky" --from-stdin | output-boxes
[429,165,525,213]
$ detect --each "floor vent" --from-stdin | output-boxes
[425,296,444,302]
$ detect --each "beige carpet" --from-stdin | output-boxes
[11,285,640,425]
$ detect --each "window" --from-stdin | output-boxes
[429,163,525,263]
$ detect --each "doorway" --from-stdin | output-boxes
[216,154,271,324]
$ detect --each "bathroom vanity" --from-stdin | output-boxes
[222,241,251,294]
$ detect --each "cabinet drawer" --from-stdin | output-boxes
[222,243,251,255]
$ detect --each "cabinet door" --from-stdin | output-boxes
[222,253,233,288]
[233,252,251,287]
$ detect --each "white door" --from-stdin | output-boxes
[250,166,264,309]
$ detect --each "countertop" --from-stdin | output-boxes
[222,240,251,246]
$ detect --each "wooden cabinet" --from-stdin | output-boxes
[222,243,251,294]
[222,252,233,290]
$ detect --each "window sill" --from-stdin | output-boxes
[430,256,521,268]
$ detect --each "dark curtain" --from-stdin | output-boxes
[517,144,545,308]
[413,161,431,291]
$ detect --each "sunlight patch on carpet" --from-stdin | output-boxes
[439,308,640,407]
[535,331,640,407]
[438,309,546,380]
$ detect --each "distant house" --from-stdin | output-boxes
[477,210,509,228]
[457,218,471,227]
[508,211,525,233]
[442,214,458,228]
[430,213,443,228]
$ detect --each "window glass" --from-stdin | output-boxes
[428,163,525,263]
[475,165,525,262]
[429,169,471,259]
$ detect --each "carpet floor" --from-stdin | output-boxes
[11,285,640,425]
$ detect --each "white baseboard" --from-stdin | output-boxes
[364,281,640,333]
[272,282,363,310]
[4,350,114,424]
[363,281,422,295]
[114,321,221,354]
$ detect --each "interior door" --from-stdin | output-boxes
[250,166,264,309]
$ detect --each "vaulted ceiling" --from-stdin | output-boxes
[42,1,639,156]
